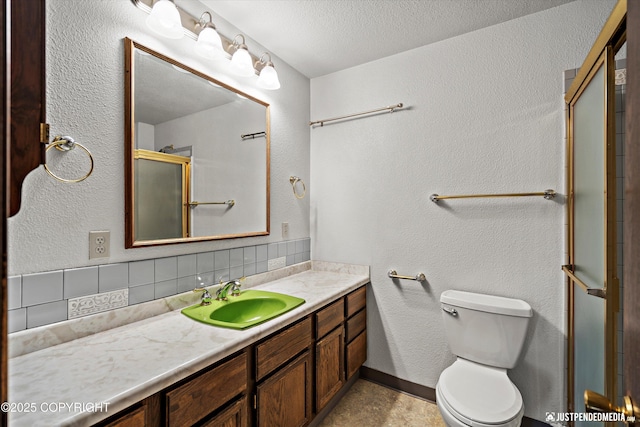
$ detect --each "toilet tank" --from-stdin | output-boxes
[440,290,533,369]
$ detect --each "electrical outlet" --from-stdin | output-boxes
[282,222,289,239]
[89,231,110,259]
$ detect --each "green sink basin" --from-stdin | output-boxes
[181,290,305,329]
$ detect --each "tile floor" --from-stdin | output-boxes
[319,379,447,427]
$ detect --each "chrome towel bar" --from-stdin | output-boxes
[188,200,235,207]
[310,103,404,127]
[388,270,426,282]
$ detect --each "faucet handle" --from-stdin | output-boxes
[231,276,246,297]
[193,287,212,306]
[231,282,242,296]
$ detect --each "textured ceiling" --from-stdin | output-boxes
[199,0,576,79]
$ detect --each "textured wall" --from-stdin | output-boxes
[154,101,267,236]
[8,0,310,275]
[310,0,615,420]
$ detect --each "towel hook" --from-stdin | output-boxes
[44,136,94,183]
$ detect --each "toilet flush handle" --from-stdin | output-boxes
[442,306,458,316]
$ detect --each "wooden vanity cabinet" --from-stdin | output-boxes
[91,284,368,427]
[345,287,367,380]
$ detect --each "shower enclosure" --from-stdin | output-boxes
[563,1,627,423]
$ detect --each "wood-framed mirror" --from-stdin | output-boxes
[124,38,270,248]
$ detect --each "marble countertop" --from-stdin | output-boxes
[8,262,369,427]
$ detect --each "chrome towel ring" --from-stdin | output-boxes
[290,176,306,199]
[44,136,94,183]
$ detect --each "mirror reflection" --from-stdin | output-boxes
[125,38,270,247]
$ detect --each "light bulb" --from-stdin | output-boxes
[229,48,255,77]
[146,0,183,39]
[195,26,224,60]
[257,64,280,90]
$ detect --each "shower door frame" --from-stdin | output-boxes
[564,0,626,418]
[133,149,191,241]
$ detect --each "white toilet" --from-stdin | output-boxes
[436,290,533,427]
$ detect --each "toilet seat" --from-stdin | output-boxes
[437,359,523,427]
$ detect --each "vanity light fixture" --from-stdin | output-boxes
[145,0,183,39]
[256,53,281,90]
[132,0,282,90]
[194,12,224,60]
[229,34,255,77]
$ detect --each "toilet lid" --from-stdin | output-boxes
[438,359,523,425]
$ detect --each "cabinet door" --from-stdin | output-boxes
[256,351,311,427]
[202,396,248,427]
[346,331,367,379]
[315,326,345,411]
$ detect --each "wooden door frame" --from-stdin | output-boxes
[624,0,639,404]
[2,2,47,423]
[2,0,8,425]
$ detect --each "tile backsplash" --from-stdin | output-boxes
[8,238,311,333]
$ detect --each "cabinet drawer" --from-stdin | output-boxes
[316,298,344,339]
[166,352,247,427]
[346,309,366,343]
[103,405,146,427]
[256,317,313,381]
[346,331,367,379]
[346,287,366,318]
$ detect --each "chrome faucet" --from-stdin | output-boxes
[216,280,242,301]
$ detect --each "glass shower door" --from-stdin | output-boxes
[566,46,618,422]
[134,149,190,241]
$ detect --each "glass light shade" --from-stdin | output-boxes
[257,64,281,90]
[229,48,255,77]
[195,26,224,59]
[146,0,183,39]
